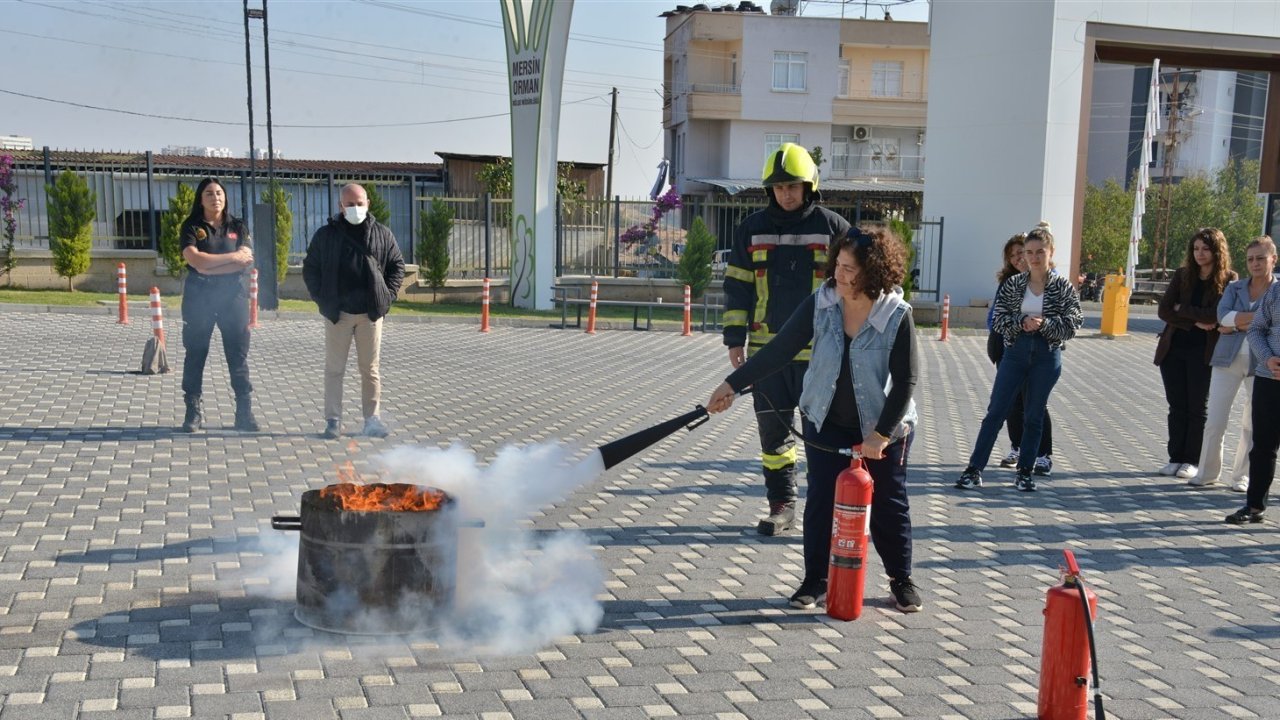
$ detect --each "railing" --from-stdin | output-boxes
[670,82,741,95]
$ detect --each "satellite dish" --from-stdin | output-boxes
[770,0,799,16]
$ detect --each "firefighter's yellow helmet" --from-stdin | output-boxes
[761,142,819,192]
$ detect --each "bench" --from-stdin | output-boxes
[552,286,725,332]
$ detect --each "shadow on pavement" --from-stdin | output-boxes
[0,425,311,442]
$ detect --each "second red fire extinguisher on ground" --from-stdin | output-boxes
[827,451,873,621]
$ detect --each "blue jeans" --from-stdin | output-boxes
[967,333,1062,473]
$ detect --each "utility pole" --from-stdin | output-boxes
[605,87,618,200]
[243,0,257,222]
[605,87,618,258]
[1152,71,1182,279]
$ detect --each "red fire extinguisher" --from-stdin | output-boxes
[827,451,873,621]
[1038,549,1105,720]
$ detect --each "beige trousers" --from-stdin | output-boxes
[324,312,382,421]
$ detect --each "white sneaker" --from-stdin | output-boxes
[1188,472,1215,486]
[1159,462,1181,476]
[1175,464,1199,479]
[1231,477,1249,493]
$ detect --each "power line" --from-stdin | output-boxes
[0,86,604,128]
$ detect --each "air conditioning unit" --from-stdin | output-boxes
[852,126,872,142]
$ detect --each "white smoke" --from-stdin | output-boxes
[373,442,607,653]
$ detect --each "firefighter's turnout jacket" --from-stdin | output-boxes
[722,201,850,361]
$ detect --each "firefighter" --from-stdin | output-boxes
[723,143,851,535]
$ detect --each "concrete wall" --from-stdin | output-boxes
[924,0,1280,308]
[740,15,838,123]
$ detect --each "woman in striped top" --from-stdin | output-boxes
[957,225,1082,492]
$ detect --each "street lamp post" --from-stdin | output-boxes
[243,0,278,309]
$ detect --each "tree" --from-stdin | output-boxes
[158,184,195,279]
[1212,158,1265,271]
[676,216,714,298]
[365,183,392,225]
[1080,177,1132,275]
[808,146,825,168]
[261,181,293,283]
[476,157,587,207]
[46,170,95,291]
[0,155,24,286]
[888,218,915,300]
[417,197,453,301]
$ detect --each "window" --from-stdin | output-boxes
[838,60,850,98]
[772,52,807,92]
[831,138,849,173]
[872,61,903,97]
[765,133,800,160]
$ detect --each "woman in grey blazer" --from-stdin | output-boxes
[1192,237,1277,490]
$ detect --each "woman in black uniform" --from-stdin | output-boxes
[179,177,259,433]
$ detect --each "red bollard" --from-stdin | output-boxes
[681,285,692,336]
[827,452,874,621]
[585,280,599,335]
[150,287,165,347]
[479,277,491,333]
[116,262,129,324]
[939,293,950,342]
[248,268,261,329]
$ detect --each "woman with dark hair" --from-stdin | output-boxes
[706,226,923,614]
[1154,227,1235,479]
[957,224,1081,492]
[985,233,1054,475]
[178,177,258,433]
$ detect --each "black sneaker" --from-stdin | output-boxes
[1225,506,1264,525]
[889,577,923,613]
[955,467,983,489]
[757,502,796,536]
[322,419,342,439]
[789,579,827,609]
[1015,469,1037,492]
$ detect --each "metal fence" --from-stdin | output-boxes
[6,152,939,292]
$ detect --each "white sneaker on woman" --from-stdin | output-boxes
[1159,462,1180,476]
[1231,477,1249,493]
[1175,464,1199,479]
[1188,472,1216,486]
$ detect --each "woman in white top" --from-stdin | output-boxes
[1191,236,1277,489]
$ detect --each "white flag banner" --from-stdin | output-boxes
[1128,58,1160,288]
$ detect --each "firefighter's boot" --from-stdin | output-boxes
[757,501,796,536]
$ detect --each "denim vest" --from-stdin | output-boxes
[799,286,918,440]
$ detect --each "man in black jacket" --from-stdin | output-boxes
[723,143,850,535]
[303,183,406,439]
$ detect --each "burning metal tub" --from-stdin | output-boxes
[271,483,457,635]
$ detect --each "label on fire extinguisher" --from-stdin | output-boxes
[830,502,870,569]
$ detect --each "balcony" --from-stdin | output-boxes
[668,83,741,121]
[832,92,926,127]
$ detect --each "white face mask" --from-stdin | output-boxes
[343,205,368,225]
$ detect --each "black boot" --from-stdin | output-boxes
[757,501,796,536]
[181,394,203,434]
[234,395,260,432]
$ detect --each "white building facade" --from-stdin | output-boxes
[663,8,929,198]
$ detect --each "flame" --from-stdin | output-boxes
[320,482,448,512]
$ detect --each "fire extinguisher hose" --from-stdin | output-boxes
[1064,549,1106,719]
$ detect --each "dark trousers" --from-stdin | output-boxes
[987,331,1053,456]
[1159,345,1212,464]
[801,418,913,584]
[1247,376,1280,511]
[751,363,807,505]
[181,275,252,398]
[969,333,1062,473]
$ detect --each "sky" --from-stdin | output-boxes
[1,0,931,196]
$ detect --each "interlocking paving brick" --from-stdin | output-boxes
[0,309,1276,719]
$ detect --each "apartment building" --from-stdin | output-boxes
[662,5,929,201]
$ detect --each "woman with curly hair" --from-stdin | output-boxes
[706,226,923,614]
[1154,227,1235,479]
[957,224,1082,492]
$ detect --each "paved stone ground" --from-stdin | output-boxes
[0,308,1275,720]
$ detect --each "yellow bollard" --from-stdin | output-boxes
[1099,273,1131,338]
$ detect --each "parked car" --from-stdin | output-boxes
[711,249,730,278]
